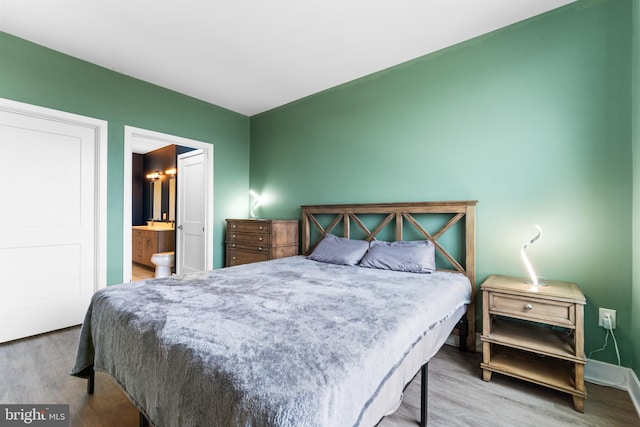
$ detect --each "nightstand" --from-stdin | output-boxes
[225,219,298,267]
[480,274,586,412]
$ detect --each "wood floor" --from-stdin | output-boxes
[0,327,637,427]
[132,263,155,281]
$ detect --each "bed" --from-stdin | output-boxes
[72,201,477,427]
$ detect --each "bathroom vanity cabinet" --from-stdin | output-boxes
[132,226,175,267]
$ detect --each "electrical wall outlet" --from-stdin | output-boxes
[598,308,616,329]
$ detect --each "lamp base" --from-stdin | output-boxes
[524,280,548,286]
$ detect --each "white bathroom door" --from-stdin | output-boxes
[0,103,101,343]
[176,150,207,274]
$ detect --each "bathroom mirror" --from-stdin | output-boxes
[138,144,190,224]
[151,180,162,220]
[169,176,176,222]
[147,176,176,222]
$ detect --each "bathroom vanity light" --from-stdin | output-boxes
[521,225,546,286]
[165,168,177,176]
[146,171,161,180]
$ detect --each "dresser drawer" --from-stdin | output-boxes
[227,221,271,234]
[226,241,270,252]
[227,232,271,245]
[489,293,576,328]
[227,248,271,266]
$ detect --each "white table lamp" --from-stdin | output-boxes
[521,225,546,286]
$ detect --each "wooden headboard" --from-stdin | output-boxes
[301,201,477,351]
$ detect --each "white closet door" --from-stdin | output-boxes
[0,105,99,342]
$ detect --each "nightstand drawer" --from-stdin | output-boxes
[489,293,576,328]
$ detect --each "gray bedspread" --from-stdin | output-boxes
[71,256,471,427]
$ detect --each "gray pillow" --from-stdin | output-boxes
[359,240,436,273]
[308,233,370,266]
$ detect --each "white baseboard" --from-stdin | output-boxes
[629,370,640,419]
[585,358,640,418]
[448,335,640,418]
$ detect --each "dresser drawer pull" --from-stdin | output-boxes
[258,247,263,251]
[258,237,263,241]
[259,226,264,230]
[232,243,236,247]
[232,224,237,228]
[524,304,533,311]
[232,256,237,260]
[232,234,236,238]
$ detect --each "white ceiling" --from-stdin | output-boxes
[0,0,575,117]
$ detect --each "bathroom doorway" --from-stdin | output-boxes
[123,126,214,283]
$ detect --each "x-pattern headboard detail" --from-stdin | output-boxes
[301,201,477,282]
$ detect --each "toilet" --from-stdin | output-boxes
[150,251,175,278]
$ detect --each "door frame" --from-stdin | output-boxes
[123,126,214,282]
[0,97,108,292]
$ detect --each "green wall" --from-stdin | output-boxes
[251,0,634,368]
[0,32,251,280]
[632,0,640,378]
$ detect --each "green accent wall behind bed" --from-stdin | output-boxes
[250,0,634,369]
[0,31,250,279]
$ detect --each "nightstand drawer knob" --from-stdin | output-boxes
[524,304,533,311]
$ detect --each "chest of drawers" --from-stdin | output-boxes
[225,219,298,267]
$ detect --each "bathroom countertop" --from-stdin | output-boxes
[133,225,175,232]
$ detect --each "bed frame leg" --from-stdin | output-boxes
[139,411,149,427]
[420,362,428,427]
[457,314,469,352]
[87,369,95,395]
